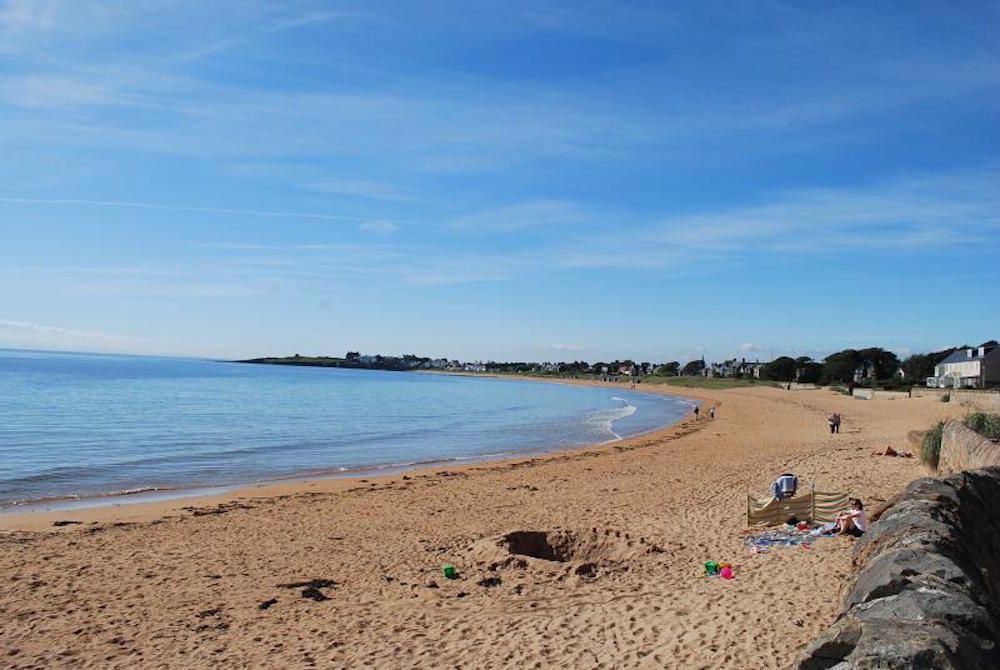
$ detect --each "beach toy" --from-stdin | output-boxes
[443,564,458,579]
[720,567,734,580]
[704,561,719,576]
[718,562,731,571]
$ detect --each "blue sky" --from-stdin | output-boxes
[1,0,997,362]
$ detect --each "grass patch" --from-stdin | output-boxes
[641,376,781,390]
[921,421,945,470]
[964,413,1000,440]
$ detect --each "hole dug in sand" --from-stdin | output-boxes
[468,528,663,580]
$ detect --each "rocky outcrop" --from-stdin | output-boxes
[797,468,1000,669]
[938,420,1000,474]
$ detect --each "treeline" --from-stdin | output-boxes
[239,340,995,389]
[755,341,996,386]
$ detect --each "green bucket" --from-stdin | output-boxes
[443,564,457,579]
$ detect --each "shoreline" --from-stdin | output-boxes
[1,382,962,668]
[0,378,708,532]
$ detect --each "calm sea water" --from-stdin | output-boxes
[0,349,694,507]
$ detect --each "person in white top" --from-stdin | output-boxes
[835,498,867,537]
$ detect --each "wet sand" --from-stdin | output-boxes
[0,382,963,669]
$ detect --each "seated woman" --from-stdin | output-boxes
[834,498,866,537]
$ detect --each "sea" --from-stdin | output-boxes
[0,349,694,509]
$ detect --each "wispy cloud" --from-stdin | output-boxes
[358,220,399,235]
[0,318,186,355]
[306,178,409,201]
[450,199,587,232]
[4,167,996,288]
[0,74,120,109]
[169,9,360,64]
[553,343,583,352]
[549,168,1000,271]
[645,170,1000,254]
[0,197,439,228]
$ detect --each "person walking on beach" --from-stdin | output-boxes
[693,405,700,420]
[709,406,716,420]
[828,413,842,434]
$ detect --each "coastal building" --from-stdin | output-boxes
[704,358,762,378]
[926,345,1000,389]
[853,361,876,384]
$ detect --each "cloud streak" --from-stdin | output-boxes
[449,200,587,232]
[0,197,441,228]
[0,318,190,356]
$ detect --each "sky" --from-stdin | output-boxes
[0,0,998,363]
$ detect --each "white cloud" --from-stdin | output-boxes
[553,343,583,352]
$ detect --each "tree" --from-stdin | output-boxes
[902,347,958,382]
[763,356,798,382]
[681,359,705,376]
[795,357,823,384]
[856,348,901,380]
[822,349,860,384]
[823,347,902,384]
[656,361,680,376]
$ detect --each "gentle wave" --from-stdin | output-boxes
[584,401,639,442]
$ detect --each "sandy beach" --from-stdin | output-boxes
[0,382,965,669]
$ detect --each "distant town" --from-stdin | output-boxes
[240,340,999,390]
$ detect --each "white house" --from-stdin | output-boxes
[927,345,1000,389]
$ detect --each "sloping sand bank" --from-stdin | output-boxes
[0,383,963,669]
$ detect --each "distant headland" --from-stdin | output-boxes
[236,352,485,373]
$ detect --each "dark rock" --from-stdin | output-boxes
[196,607,222,619]
[300,587,329,602]
[276,579,337,590]
[797,467,1000,669]
[277,578,336,602]
[477,576,502,588]
[52,520,82,527]
[258,598,278,610]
